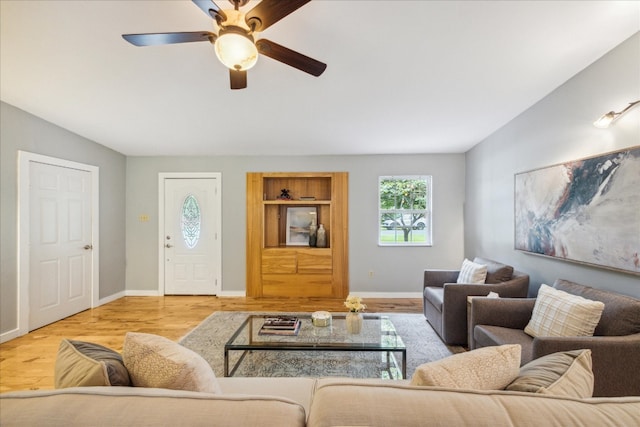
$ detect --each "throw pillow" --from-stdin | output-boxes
[410,344,521,390]
[457,258,488,284]
[524,284,605,338]
[54,339,131,388]
[474,257,514,284]
[123,332,221,393]
[506,349,593,398]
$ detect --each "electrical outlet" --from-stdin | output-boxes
[139,214,149,222]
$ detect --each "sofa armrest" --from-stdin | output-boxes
[470,298,536,330]
[423,269,459,290]
[533,333,640,397]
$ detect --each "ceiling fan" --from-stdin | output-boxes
[122,0,326,89]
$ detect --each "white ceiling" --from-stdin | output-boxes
[2,1,639,156]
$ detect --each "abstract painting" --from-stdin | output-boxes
[515,146,640,275]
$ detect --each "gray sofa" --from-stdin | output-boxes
[423,257,529,345]
[2,377,640,426]
[470,279,640,397]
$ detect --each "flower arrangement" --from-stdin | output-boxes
[344,295,367,313]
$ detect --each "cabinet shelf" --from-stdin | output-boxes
[263,200,331,205]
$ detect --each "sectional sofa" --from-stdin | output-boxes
[2,377,639,426]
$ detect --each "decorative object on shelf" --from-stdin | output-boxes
[309,219,317,247]
[277,188,292,200]
[515,146,640,275]
[344,295,366,334]
[311,311,332,327]
[316,223,327,248]
[285,207,317,246]
[299,196,316,201]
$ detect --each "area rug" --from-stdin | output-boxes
[179,312,465,379]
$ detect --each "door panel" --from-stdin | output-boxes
[29,162,92,330]
[164,178,220,295]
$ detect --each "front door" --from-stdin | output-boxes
[163,177,221,295]
[29,161,93,330]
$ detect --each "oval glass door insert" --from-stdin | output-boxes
[181,194,201,249]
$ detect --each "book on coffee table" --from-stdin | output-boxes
[259,317,301,335]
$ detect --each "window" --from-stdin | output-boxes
[181,194,201,249]
[378,176,432,246]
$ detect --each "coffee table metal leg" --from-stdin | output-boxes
[226,349,250,377]
[402,349,407,379]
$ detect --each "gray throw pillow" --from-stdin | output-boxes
[55,339,131,388]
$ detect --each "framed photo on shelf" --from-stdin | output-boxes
[286,206,317,246]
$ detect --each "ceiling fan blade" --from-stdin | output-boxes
[230,69,247,89]
[122,31,216,47]
[256,39,326,77]
[192,0,227,21]
[245,0,311,32]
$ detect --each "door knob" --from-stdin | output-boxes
[83,244,93,250]
[165,243,173,248]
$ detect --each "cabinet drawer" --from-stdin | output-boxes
[297,251,332,274]
[262,251,297,274]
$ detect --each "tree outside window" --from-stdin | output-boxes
[379,176,432,246]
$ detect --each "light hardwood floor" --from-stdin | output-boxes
[0,296,423,393]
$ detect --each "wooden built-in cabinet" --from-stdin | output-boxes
[246,172,348,298]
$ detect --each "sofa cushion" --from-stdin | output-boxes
[307,379,640,427]
[474,257,514,284]
[553,279,640,336]
[0,387,307,427]
[506,349,594,398]
[54,339,130,388]
[457,258,487,284]
[524,284,605,338]
[123,332,221,393]
[424,287,444,312]
[410,344,521,390]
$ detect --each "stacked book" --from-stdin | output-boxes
[259,316,301,336]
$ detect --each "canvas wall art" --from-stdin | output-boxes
[514,146,640,275]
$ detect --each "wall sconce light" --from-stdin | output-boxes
[593,100,640,128]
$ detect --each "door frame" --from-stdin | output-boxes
[158,172,222,295]
[17,151,99,337]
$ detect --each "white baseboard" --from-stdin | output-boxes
[98,291,125,306]
[0,328,23,344]
[349,292,423,298]
[125,290,161,296]
[217,290,246,297]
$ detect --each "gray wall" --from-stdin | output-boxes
[126,155,465,294]
[465,32,640,298]
[0,102,127,334]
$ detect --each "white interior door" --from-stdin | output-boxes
[29,161,93,330]
[163,177,220,295]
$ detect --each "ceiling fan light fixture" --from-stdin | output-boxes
[214,28,258,71]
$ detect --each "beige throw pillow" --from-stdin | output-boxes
[506,349,594,398]
[524,284,605,338]
[457,258,488,284]
[410,344,521,390]
[123,332,221,393]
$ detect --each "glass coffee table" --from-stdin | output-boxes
[224,313,406,378]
